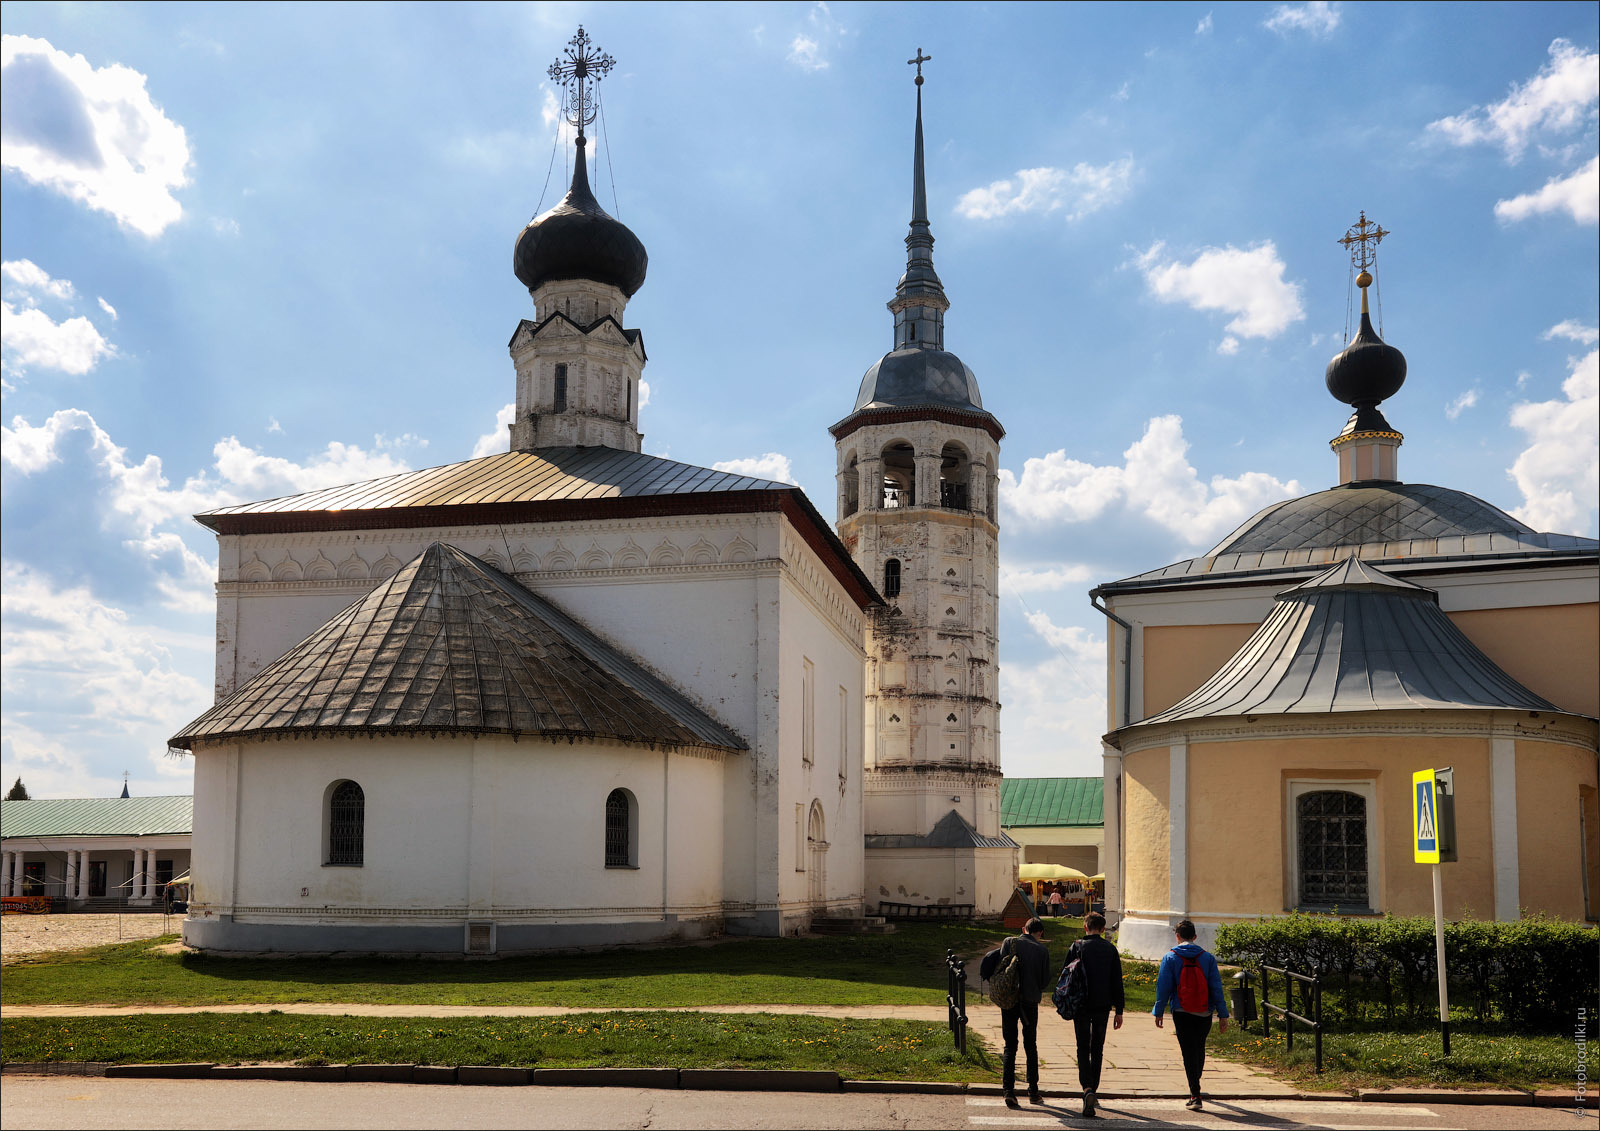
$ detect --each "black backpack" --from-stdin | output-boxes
[1053,940,1089,1020]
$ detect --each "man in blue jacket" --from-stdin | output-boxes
[1152,919,1229,1111]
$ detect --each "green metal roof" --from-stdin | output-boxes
[0,796,192,839]
[1000,777,1103,828]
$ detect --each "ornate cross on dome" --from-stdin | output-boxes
[909,48,932,84]
[547,26,615,140]
[1338,210,1390,277]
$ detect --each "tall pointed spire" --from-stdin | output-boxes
[892,49,949,352]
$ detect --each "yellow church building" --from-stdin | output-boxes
[1093,225,1599,958]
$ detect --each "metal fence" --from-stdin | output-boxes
[1261,963,1324,1073]
[945,948,969,1053]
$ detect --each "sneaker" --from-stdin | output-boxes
[1028,1089,1044,1105]
[1185,1095,1203,1111]
[1004,1092,1020,1110]
[1083,1090,1097,1117]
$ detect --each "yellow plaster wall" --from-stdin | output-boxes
[1122,748,1169,912]
[1515,740,1598,922]
[1142,624,1259,718]
[1449,603,1599,718]
[1178,735,1498,919]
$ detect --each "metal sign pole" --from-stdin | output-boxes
[1432,861,1450,1055]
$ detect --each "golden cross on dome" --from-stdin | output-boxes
[909,48,932,85]
[1338,210,1390,279]
[547,26,615,140]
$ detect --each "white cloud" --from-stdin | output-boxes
[1,34,191,236]
[1444,389,1479,420]
[1,561,210,796]
[1196,12,1214,35]
[1545,320,1600,346]
[1112,82,1130,102]
[638,378,652,409]
[1494,155,1599,225]
[1000,609,1107,775]
[266,416,283,434]
[96,296,116,319]
[3,408,415,608]
[1134,240,1305,341]
[712,452,797,484]
[1217,336,1241,356]
[999,414,1301,548]
[472,402,515,459]
[1000,564,1095,594]
[1263,2,1341,36]
[1508,347,1599,534]
[1427,40,1598,162]
[2,258,75,300]
[1,301,114,375]
[956,158,1135,222]
[788,35,827,71]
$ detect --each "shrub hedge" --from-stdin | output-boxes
[1214,913,1597,1033]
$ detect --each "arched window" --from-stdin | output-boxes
[1296,790,1368,908]
[883,558,902,599]
[553,364,568,413]
[605,789,636,868]
[327,781,365,866]
[939,442,970,510]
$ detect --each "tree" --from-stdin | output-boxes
[4,777,29,801]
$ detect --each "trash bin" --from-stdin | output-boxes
[1230,970,1258,1027]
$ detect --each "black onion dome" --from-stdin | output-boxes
[854,348,984,413]
[1325,310,1406,406]
[514,143,647,297]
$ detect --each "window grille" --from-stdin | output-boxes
[605,789,630,867]
[940,481,969,510]
[1297,790,1367,908]
[883,559,901,599]
[328,781,365,866]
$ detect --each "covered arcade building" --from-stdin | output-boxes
[1095,230,1599,959]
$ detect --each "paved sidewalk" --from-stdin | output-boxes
[3,998,1292,1098]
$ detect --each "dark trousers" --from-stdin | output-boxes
[1001,1002,1039,1092]
[1171,1011,1213,1095]
[1073,1010,1111,1092]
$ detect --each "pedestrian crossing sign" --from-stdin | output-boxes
[1413,769,1439,863]
[1413,767,1457,863]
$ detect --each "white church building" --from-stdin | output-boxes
[171,32,885,954]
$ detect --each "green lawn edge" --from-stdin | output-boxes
[0,1012,995,1083]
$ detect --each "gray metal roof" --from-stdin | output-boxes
[854,348,987,414]
[1097,481,1596,595]
[170,543,747,754]
[864,809,1018,850]
[195,447,789,526]
[1210,483,1534,555]
[1121,558,1569,734]
[1,796,192,840]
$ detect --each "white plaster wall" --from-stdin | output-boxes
[195,735,725,921]
[864,845,1015,913]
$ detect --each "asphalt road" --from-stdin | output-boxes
[1,1079,1593,1130]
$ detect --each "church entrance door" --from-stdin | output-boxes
[87,860,107,898]
[806,802,828,910]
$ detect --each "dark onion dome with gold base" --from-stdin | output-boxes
[1326,307,1407,409]
[513,138,647,298]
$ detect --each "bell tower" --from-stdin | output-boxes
[830,51,1016,916]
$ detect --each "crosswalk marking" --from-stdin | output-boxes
[969,1122,1464,1131]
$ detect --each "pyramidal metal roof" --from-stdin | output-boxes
[1,795,193,839]
[864,809,1018,850]
[1122,557,1570,734]
[170,543,747,754]
[1000,777,1104,828]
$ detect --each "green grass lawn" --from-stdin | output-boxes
[0,1011,993,1081]
[1210,1020,1595,1092]
[4,922,1077,1009]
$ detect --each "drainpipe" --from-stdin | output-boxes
[1091,589,1133,930]
[1089,590,1132,728]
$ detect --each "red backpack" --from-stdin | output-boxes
[1176,954,1209,1013]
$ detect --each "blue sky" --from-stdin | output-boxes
[3,2,1596,798]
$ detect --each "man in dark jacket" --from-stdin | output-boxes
[1061,911,1125,1118]
[998,917,1052,1108]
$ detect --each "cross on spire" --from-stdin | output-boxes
[1338,210,1390,276]
[908,48,931,84]
[547,26,615,140]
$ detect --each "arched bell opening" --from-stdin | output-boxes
[881,442,915,508]
[939,441,970,510]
